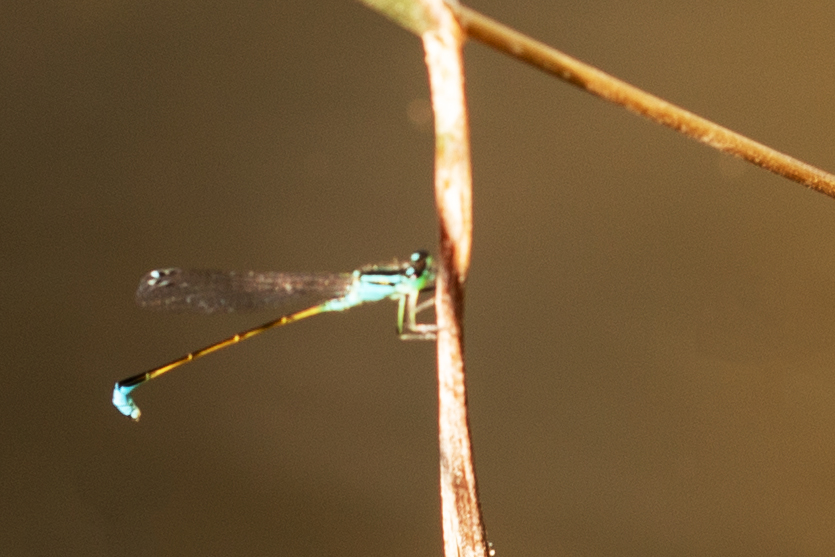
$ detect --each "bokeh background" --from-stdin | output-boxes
[4,1,835,555]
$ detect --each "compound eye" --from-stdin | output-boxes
[407,253,428,278]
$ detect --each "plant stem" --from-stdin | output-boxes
[422,3,485,556]
[356,1,486,555]
[451,3,835,200]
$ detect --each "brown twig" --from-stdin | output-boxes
[356,1,485,555]
[450,3,835,200]
[421,5,485,557]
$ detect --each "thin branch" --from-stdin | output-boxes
[450,3,835,200]
[357,1,485,556]
[422,6,485,557]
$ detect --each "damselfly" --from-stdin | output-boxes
[113,251,437,420]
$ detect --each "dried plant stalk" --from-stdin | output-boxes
[451,3,835,199]
[422,5,486,557]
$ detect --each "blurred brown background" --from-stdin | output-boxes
[3,1,835,555]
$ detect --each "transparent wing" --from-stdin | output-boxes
[135,269,355,313]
